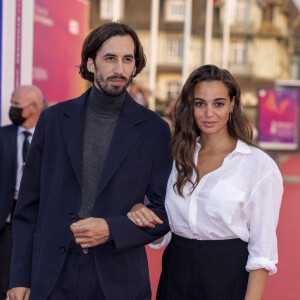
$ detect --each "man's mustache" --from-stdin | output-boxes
[107,75,127,81]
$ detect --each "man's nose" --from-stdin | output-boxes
[113,60,124,75]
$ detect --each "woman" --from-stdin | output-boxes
[127,65,283,300]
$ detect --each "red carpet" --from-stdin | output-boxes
[263,155,300,299]
[146,246,164,300]
[146,155,300,299]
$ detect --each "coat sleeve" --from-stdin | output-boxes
[9,112,45,288]
[105,121,172,250]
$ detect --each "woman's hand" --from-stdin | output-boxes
[127,203,163,228]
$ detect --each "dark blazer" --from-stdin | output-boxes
[0,124,18,231]
[10,88,172,300]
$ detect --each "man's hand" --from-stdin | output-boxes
[127,203,163,228]
[8,287,30,300]
[70,217,110,248]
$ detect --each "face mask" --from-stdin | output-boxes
[9,106,27,126]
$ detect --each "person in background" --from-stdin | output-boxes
[128,64,283,300]
[0,85,44,300]
[9,22,171,300]
[128,82,148,106]
[42,98,49,109]
[163,95,176,121]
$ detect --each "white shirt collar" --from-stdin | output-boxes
[18,125,35,135]
[195,137,252,155]
[233,139,252,154]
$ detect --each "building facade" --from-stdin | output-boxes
[90,0,299,117]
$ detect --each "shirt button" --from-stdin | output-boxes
[68,213,75,220]
[59,246,66,253]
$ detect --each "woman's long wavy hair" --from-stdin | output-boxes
[171,64,257,197]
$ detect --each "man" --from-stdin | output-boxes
[9,22,172,300]
[0,85,44,300]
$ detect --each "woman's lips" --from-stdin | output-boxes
[203,121,216,127]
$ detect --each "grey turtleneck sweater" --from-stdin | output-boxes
[78,85,125,219]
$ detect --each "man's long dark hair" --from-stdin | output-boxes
[79,22,146,82]
[171,64,257,197]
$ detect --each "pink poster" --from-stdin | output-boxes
[33,0,89,103]
[258,89,299,150]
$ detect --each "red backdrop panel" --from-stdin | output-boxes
[33,0,89,103]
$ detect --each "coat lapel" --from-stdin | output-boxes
[95,93,145,198]
[61,89,90,187]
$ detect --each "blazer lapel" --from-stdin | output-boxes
[61,89,90,187]
[96,93,145,198]
[9,125,18,178]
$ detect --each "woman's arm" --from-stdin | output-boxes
[244,269,268,300]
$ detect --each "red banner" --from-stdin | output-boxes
[33,0,89,103]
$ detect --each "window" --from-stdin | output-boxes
[100,0,113,19]
[165,0,185,22]
[100,0,123,20]
[167,82,181,100]
[236,1,250,23]
[233,41,248,63]
[167,39,183,61]
[291,55,300,80]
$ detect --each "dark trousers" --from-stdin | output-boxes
[48,242,106,300]
[0,223,13,300]
[157,234,249,300]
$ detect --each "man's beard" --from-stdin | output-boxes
[95,73,133,97]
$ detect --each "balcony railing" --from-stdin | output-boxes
[230,62,253,77]
[230,22,257,35]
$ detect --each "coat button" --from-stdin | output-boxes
[68,213,75,220]
[59,246,66,253]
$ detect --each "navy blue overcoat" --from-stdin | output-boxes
[10,88,172,300]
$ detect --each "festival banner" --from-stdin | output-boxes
[33,0,89,103]
[1,0,34,125]
[258,89,299,150]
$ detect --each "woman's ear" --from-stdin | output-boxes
[231,96,235,112]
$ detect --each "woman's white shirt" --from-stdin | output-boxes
[150,139,283,275]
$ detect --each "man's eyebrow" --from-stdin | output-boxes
[103,53,117,57]
[103,53,134,58]
[193,97,226,101]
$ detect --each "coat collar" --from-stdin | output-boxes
[62,87,145,125]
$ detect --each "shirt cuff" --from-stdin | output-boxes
[246,256,277,275]
[148,231,172,249]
